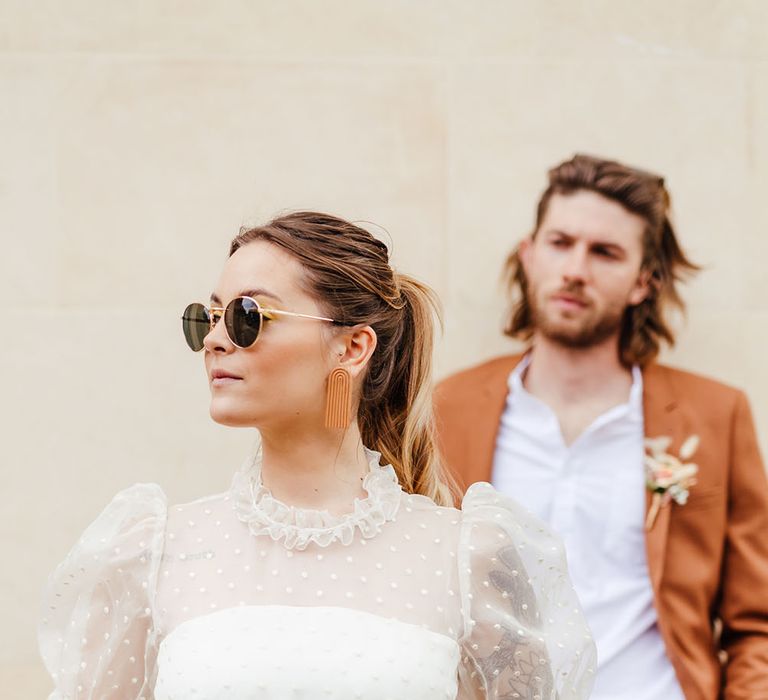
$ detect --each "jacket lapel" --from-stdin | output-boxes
[642,363,684,594]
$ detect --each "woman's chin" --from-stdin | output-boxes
[209,401,259,428]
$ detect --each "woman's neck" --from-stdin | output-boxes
[257,424,371,514]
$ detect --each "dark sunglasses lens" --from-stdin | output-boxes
[225,297,262,348]
[182,303,210,352]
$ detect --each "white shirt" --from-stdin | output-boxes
[491,357,684,700]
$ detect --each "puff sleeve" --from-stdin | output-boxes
[456,483,596,700]
[38,484,167,700]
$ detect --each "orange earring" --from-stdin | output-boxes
[325,367,352,429]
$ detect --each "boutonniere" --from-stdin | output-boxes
[644,435,699,530]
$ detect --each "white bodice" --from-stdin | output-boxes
[39,450,596,699]
[154,606,460,700]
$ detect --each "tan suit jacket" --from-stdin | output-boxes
[434,354,768,700]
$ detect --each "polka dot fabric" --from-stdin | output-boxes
[39,450,595,699]
[38,484,166,699]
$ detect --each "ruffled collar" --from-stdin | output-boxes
[230,448,402,550]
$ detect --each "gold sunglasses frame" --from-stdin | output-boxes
[184,296,344,351]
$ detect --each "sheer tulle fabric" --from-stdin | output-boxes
[39,484,166,699]
[456,484,596,699]
[39,451,595,699]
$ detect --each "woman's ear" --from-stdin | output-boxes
[336,326,378,379]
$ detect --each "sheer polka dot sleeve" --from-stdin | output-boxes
[38,484,167,700]
[456,483,596,700]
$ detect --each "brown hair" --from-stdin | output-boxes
[504,153,700,366]
[230,211,455,506]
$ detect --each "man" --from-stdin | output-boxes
[435,154,768,700]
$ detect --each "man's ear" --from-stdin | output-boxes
[518,237,533,275]
[628,267,653,306]
[335,326,378,379]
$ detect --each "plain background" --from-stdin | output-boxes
[2,1,767,695]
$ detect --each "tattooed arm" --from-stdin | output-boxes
[456,484,595,700]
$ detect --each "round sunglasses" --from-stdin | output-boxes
[182,296,344,351]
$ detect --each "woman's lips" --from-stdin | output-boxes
[210,369,243,386]
[211,376,242,387]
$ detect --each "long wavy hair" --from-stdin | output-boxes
[504,154,700,366]
[230,211,455,506]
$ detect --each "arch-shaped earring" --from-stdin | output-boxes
[325,367,352,429]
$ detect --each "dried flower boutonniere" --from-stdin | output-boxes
[644,435,699,530]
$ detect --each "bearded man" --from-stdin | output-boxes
[435,154,768,700]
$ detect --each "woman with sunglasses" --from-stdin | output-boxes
[39,212,595,699]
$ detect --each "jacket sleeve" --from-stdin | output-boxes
[720,391,768,698]
[433,376,471,490]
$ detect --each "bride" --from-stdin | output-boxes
[39,211,596,699]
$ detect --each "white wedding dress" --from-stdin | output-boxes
[39,450,596,699]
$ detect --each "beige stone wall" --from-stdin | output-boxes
[3,2,767,694]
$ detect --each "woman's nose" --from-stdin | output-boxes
[203,311,234,354]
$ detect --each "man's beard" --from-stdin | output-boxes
[529,283,626,349]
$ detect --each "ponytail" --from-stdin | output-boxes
[359,275,456,506]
